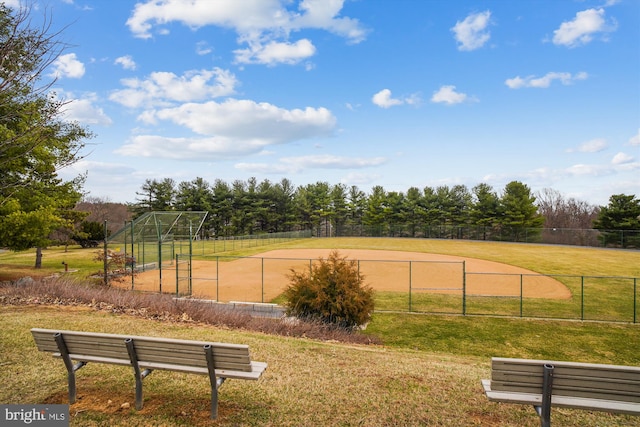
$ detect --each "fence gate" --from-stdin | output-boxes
[175,254,192,296]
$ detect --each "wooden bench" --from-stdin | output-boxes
[31,328,267,419]
[482,357,640,426]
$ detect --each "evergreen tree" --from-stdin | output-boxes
[499,181,544,241]
[133,178,176,216]
[0,4,92,266]
[211,179,234,237]
[346,185,366,234]
[330,183,348,236]
[363,185,387,236]
[403,187,425,237]
[593,194,640,248]
[471,183,500,239]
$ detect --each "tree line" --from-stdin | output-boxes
[112,176,624,243]
[130,177,544,238]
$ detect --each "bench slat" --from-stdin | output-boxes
[31,328,266,420]
[492,358,640,380]
[482,379,640,415]
[491,375,640,396]
[482,357,640,416]
[489,358,640,405]
[46,354,267,379]
[32,329,254,372]
[490,382,639,403]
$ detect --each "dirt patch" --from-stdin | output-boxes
[126,249,571,302]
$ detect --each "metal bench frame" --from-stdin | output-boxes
[32,328,267,419]
[482,357,640,427]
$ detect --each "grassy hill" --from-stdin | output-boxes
[2,304,638,426]
[1,238,639,425]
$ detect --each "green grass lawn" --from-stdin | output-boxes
[1,305,638,426]
[1,237,639,425]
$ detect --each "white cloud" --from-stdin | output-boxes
[371,89,421,108]
[50,53,85,79]
[126,0,367,65]
[611,152,633,165]
[54,91,112,126]
[629,129,640,146]
[292,0,368,43]
[281,154,386,169]
[64,97,113,126]
[552,8,617,48]
[451,11,492,51]
[116,135,261,159]
[68,160,136,176]
[505,71,588,89]
[234,39,316,66]
[566,138,608,153]
[566,163,613,176]
[114,55,137,70]
[196,41,212,55]
[372,89,402,108]
[236,154,386,174]
[565,159,640,178]
[341,172,381,186]
[431,85,470,105]
[115,99,337,159]
[154,99,335,139]
[109,68,238,108]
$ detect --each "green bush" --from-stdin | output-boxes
[284,250,374,328]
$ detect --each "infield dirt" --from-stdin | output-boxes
[124,249,571,302]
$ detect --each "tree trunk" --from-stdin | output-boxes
[35,247,43,269]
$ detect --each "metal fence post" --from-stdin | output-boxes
[462,261,466,315]
[409,261,412,312]
[189,222,193,295]
[520,274,524,318]
[103,220,108,286]
[130,220,135,289]
[634,278,637,324]
[581,276,585,321]
[175,254,179,296]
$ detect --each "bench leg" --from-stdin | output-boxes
[125,338,152,411]
[534,364,554,427]
[54,333,86,404]
[204,344,226,419]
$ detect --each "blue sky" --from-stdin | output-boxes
[8,0,639,205]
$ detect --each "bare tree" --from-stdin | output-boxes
[76,196,132,235]
[537,188,599,229]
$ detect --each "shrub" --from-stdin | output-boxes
[93,249,135,284]
[283,250,374,329]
